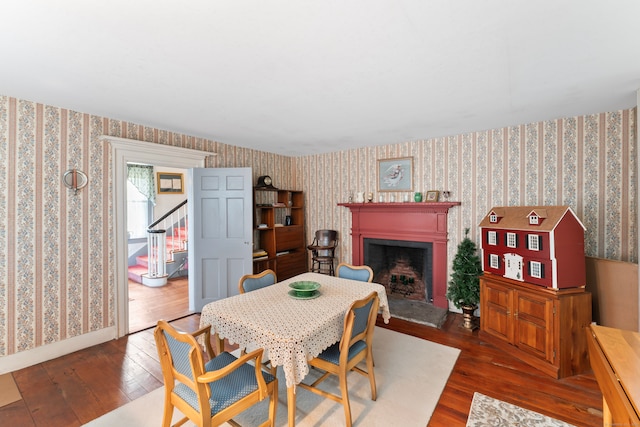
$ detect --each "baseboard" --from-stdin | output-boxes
[0,326,117,374]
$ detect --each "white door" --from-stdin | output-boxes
[188,167,253,311]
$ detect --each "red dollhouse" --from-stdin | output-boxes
[478,206,586,289]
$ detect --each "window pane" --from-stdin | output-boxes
[127,181,152,239]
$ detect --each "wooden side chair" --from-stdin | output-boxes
[298,292,380,427]
[307,229,338,275]
[336,262,374,282]
[154,320,278,427]
[237,269,278,375]
[238,269,277,294]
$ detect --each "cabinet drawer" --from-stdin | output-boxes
[275,225,304,252]
[277,251,307,280]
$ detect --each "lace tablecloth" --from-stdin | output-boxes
[199,272,390,389]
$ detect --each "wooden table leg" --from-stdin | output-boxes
[287,385,296,426]
[213,332,223,355]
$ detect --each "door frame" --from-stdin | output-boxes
[102,136,214,337]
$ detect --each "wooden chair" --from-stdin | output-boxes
[307,229,338,275]
[336,262,374,282]
[298,292,379,427]
[154,320,278,427]
[238,269,277,294]
[237,269,278,375]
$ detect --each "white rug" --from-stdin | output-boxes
[465,392,576,427]
[84,327,460,426]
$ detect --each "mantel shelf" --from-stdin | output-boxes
[338,202,461,212]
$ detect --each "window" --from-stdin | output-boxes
[506,232,517,248]
[530,261,544,278]
[127,180,153,239]
[489,214,498,223]
[529,215,539,225]
[489,254,500,269]
[487,231,497,245]
[527,234,541,251]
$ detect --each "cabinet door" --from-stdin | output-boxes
[481,279,514,343]
[514,290,554,363]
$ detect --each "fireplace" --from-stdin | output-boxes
[338,201,460,308]
[364,238,433,302]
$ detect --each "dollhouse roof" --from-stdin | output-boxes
[479,206,585,232]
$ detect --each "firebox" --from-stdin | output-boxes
[364,238,433,302]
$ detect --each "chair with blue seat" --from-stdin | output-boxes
[298,291,380,427]
[154,320,278,427]
[238,269,277,294]
[336,262,374,282]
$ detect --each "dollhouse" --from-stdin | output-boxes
[478,205,586,289]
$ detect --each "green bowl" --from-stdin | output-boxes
[289,281,321,296]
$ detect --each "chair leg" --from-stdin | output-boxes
[339,370,353,427]
[268,381,278,427]
[366,352,377,401]
[161,398,174,427]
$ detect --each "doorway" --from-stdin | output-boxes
[103,135,212,337]
[126,164,191,333]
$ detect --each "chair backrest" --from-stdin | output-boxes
[336,262,374,282]
[339,292,380,359]
[312,229,338,257]
[154,320,209,411]
[238,269,277,294]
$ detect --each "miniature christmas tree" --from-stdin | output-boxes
[446,228,482,309]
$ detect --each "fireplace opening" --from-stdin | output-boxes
[364,238,433,303]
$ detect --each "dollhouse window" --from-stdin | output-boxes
[489,254,500,269]
[487,231,497,245]
[489,214,498,223]
[527,234,541,251]
[530,261,543,278]
[506,232,517,248]
[529,215,539,225]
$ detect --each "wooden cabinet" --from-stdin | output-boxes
[480,273,592,378]
[253,188,307,280]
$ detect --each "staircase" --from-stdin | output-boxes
[128,200,188,287]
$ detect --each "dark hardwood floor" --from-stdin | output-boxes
[0,283,603,427]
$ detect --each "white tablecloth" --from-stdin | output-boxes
[199,272,390,388]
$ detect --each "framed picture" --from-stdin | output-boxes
[377,157,413,192]
[425,190,440,202]
[157,172,184,194]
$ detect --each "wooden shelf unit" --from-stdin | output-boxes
[479,273,592,378]
[253,188,307,280]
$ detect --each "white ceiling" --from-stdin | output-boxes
[2,1,639,156]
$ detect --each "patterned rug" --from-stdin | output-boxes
[466,392,576,427]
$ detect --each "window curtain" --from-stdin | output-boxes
[127,164,156,205]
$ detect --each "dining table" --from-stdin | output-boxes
[199,271,391,426]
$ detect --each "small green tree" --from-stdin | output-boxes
[446,228,482,309]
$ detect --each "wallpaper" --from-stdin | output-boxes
[0,94,636,359]
[299,111,637,281]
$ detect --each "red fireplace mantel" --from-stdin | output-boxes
[338,202,461,308]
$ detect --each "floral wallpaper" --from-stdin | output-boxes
[0,93,636,359]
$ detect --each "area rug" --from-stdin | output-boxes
[387,297,449,328]
[465,392,576,427]
[84,326,460,426]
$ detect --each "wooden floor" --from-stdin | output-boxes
[0,285,603,427]
[128,276,192,333]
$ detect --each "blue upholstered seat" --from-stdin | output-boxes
[238,269,277,293]
[336,263,374,282]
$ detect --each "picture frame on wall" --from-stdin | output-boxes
[425,190,440,202]
[157,172,184,194]
[377,157,413,192]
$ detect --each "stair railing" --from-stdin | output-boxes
[146,199,188,279]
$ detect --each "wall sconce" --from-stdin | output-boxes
[62,169,88,195]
